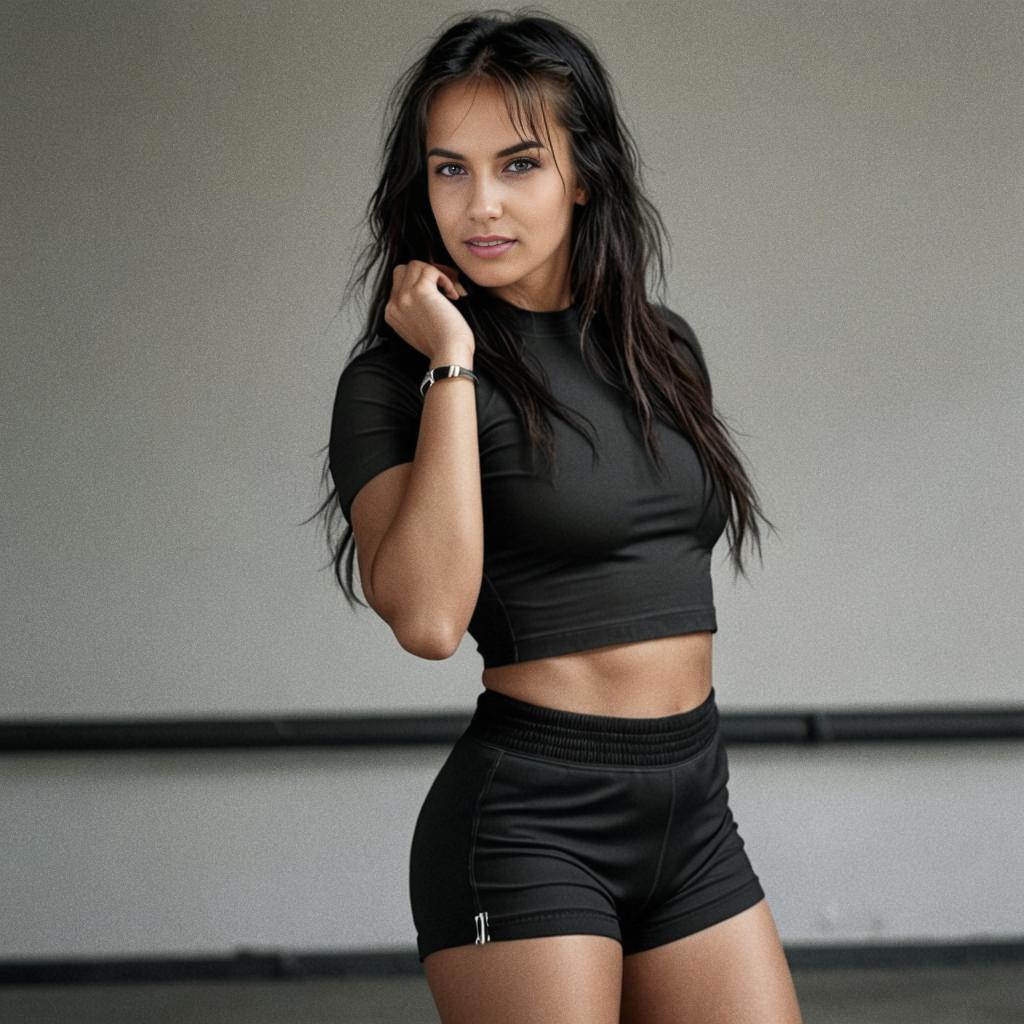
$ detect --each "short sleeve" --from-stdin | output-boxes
[329,342,425,526]
[654,303,712,402]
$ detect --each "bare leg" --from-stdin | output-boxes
[424,933,624,1024]
[619,899,803,1024]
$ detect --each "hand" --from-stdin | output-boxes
[385,261,474,362]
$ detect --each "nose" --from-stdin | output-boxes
[465,176,504,222]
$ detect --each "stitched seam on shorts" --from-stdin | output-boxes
[637,768,676,916]
[468,748,504,917]
[490,908,620,926]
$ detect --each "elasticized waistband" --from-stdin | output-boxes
[464,685,719,767]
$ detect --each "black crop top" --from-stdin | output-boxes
[329,297,729,668]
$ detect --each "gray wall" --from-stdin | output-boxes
[2,1,1021,959]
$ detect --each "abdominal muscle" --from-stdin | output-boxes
[479,631,713,718]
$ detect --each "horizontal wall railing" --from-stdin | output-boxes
[1,703,1022,753]
[1,937,1023,985]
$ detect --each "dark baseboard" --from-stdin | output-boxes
[1,939,1022,985]
[2,703,1023,754]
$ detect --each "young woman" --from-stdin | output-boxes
[312,10,803,1024]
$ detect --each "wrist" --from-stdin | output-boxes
[420,361,478,398]
[432,346,474,369]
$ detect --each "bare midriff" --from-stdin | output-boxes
[480,631,713,718]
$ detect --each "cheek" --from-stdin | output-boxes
[427,184,455,228]
[531,182,574,225]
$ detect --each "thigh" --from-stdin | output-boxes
[409,737,628,963]
[621,720,767,954]
[425,933,623,1024]
[409,736,501,962]
[620,897,803,1024]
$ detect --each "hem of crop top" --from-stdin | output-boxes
[479,606,717,669]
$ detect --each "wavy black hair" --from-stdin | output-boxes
[304,6,777,609]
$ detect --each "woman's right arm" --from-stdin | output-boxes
[356,336,483,659]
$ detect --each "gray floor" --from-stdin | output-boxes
[0,964,1022,1023]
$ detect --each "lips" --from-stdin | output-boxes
[465,238,517,258]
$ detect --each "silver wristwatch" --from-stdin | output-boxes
[419,363,479,398]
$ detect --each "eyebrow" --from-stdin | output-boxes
[426,139,546,160]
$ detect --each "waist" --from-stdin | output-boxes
[463,683,719,768]
[481,631,712,717]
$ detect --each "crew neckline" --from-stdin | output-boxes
[491,293,580,336]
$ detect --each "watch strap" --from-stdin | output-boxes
[419,363,478,398]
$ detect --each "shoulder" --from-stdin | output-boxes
[339,335,427,380]
[335,336,427,401]
[650,302,710,388]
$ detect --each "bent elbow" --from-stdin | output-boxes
[392,616,462,661]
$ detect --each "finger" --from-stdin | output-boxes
[438,275,460,300]
[422,263,459,300]
[434,264,468,297]
[432,262,463,282]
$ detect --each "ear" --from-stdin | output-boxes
[575,184,588,205]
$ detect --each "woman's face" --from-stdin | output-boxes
[425,78,587,311]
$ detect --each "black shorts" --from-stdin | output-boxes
[408,684,765,962]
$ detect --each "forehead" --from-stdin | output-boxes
[425,79,564,154]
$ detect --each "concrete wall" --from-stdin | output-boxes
[2,0,1021,959]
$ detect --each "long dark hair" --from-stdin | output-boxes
[304,6,777,610]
